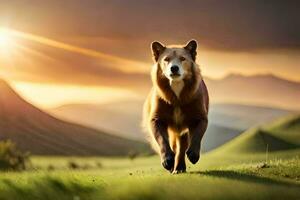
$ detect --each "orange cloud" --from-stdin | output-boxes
[0,27,151,91]
[2,27,149,73]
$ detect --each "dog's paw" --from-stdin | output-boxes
[161,153,175,171]
[173,160,186,174]
[172,164,186,174]
[172,169,186,174]
[187,150,200,164]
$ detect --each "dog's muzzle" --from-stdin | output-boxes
[170,65,180,77]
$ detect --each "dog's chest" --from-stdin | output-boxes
[170,80,184,98]
[173,106,184,126]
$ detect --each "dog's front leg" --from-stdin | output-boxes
[187,117,208,164]
[151,118,174,171]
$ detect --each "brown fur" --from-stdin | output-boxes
[143,40,209,173]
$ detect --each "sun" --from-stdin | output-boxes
[0,28,14,54]
[0,29,11,46]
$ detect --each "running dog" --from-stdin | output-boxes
[143,40,209,173]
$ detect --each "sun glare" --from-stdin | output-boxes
[0,28,15,55]
[0,28,12,47]
[11,81,141,109]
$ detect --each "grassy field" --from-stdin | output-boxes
[1,115,299,200]
[0,150,299,200]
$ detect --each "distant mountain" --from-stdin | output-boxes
[212,114,300,154]
[50,100,292,152]
[0,79,149,156]
[51,100,145,141]
[209,103,292,130]
[205,74,300,110]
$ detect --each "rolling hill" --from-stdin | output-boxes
[265,115,300,145]
[202,124,241,152]
[212,114,300,154]
[0,79,149,156]
[51,101,145,141]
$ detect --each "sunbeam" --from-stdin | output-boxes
[1,27,149,73]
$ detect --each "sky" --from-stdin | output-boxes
[0,0,299,108]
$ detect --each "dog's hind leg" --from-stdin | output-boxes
[173,133,189,174]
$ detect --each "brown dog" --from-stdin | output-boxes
[143,40,209,173]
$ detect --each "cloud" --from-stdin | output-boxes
[0,0,299,88]
[0,35,151,90]
[1,0,299,51]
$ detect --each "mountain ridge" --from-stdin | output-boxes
[204,73,300,110]
[0,79,149,156]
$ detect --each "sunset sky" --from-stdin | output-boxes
[0,0,299,108]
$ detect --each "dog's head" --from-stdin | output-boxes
[151,40,198,82]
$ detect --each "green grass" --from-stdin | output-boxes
[267,114,300,144]
[0,150,299,200]
[0,114,300,200]
[209,114,300,154]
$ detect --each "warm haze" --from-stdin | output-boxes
[0,0,299,109]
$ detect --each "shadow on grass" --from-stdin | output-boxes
[191,170,300,188]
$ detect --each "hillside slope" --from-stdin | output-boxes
[212,115,300,154]
[0,79,149,156]
[266,115,300,145]
[51,101,144,141]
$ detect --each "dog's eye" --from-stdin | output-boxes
[179,56,186,61]
[164,57,170,62]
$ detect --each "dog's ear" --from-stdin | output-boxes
[151,41,165,62]
[184,40,197,61]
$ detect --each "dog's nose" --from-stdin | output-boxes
[171,65,179,73]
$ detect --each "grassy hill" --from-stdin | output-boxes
[0,79,149,156]
[266,115,300,145]
[211,128,298,154]
[211,114,300,155]
[202,124,242,152]
[0,114,300,200]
